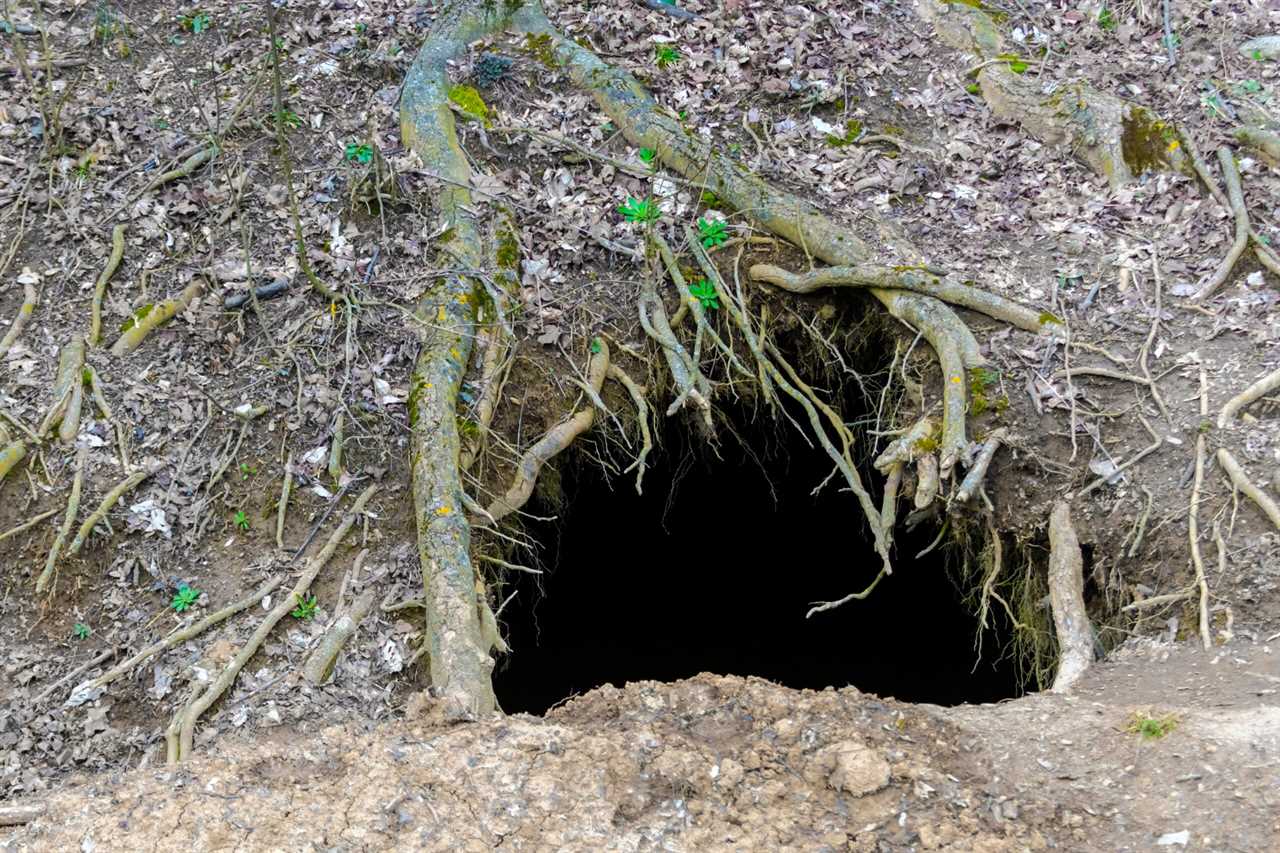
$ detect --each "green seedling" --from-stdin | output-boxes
[238,462,257,480]
[638,147,657,163]
[291,593,318,620]
[689,278,720,310]
[697,217,728,248]
[345,143,374,164]
[1097,6,1116,31]
[234,510,250,531]
[589,336,602,354]
[178,12,211,33]
[73,623,91,640]
[618,196,661,224]
[274,108,302,130]
[171,585,200,612]
[354,22,367,34]
[654,44,680,68]
[1126,712,1177,740]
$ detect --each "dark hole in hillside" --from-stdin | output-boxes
[493,323,1023,715]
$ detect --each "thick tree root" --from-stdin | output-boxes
[66,576,283,707]
[1047,501,1093,692]
[0,439,26,485]
[39,338,85,441]
[0,281,37,360]
[1236,125,1280,163]
[920,0,1186,187]
[89,224,125,346]
[302,588,376,686]
[170,485,376,762]
[36,445,88,594]
[485,343,610,524]
[0,803,45,826]
[65,461,163,556]
[1216,448,1280,531]
[1217,365,1280,428]
[111,279,204,355]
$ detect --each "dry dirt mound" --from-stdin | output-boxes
[5,640,1279,851]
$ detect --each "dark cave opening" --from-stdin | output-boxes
[492,317,1024,716]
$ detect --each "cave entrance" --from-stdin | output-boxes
[493,327,1023,715]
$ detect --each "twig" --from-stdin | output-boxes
[36,445,88,593]
[1121,589,1191,612]
[32,647,117,705]
[223,278,289,310]
[1162,0,1177,66]
[1076,414,1163,499]
[105,147,218,222]
[0,507,57,542]
[301,588,376,685]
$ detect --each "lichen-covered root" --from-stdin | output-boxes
[111,279,205,356]
[485,342,610,524]
[36,446,89,594]
[0,282,37,360]
[0,440,26,485]
[39,338,85,440]
[302,588,376,686]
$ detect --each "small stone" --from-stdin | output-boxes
[813,740,891,797]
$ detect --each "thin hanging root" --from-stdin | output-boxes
[607,363,652,494]
[111,279,204,356]
[301,588,376,686]
[172,484,377,762]
[1217,448,1280,530]
[36,446,88,594]
[66,576,284,706]
[276,452,293,550]
[89,224,126,346]
[660,231,752,381]
[0,508,58,542]
[1188,367,1212,651]
[749,264,1058,336]
[956,428,1006,504]
[0,440,27,484]
[65,461,164,557]
[1191,148,1250,303]
[638,285,712,429]
[1047,501,1093,692]
[0,281,37,360]
[807,568,889,619]
[1218,365,1280,428]
[485,343,610,524]
[880,462,903,547]
[460,326,511,472]
[39,338,85,440]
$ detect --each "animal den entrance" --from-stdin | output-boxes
[493,393,1023,716]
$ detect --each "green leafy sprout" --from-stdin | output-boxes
[238,462,256,480]
[618,196,661,224]
[73,622,91,640]
[688,279,720,310]
[179,12,211,34]
[345,143,374,164]
[590,336,602,354]
[234,510,250,531]
[171,585,201,612]
[697,217,728,248]
[291,593,319,620]
[275,108,302,130]
[1127,711,1178,740]
[638,147,657,164]
[1097,6,1116,31]
[654,44,680,68]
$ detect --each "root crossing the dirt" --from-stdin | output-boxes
[0,280,37,360]
[111,279,204,356]
[1047,501,1093,692]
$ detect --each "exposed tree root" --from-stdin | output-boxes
[485,343,610,525]
[1047,501,1092,692]
[0,803,45,827]
[302,588,376,686]
[171,484,377,762]
[956,428,1006,504]
[106,146,218,222]
[0,280,37,360]
[39,337,84,441]
[640,246,712,429]
[0,507,57,542]
[1236,125,1280,163]
[65,461,163,557]
[276,451,293,550]
[607,363,652,494]
[1188,368,1213,651]
[1216,448,1280,531]
[750,264,1057,336]
[0,439,26,485]
[35,445,87,594]
[66,576,284,707]
[110,279,204,355]
[919,0,1186,187]
[1218,365,1280,428]
[89,224,125,346]
[1191,148,1250,303]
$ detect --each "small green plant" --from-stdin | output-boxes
[1126,711,1177,740]
[589,336,602,354]
[688,278,720,310]
[274,108,302,130]
[171,585,201,612]
[654,44,680,68]
[345,143,374,164]
[1253,49,1265,61]
[291,593,319,620]
[178,12,211,34]
[638,147,657,164]
[700,190,722,207]
[354,22,367,35]
[824,119,864,147]
[618,196,661,224]
[1097,6,1117,31]
[965,82,981,95]
[73,622,91,640]
[697,217,729,248]
[1038,311,1063,326]
[997,52,1029,74]
[238,462,256,480]
[1235,79,1263,95]
[234,509,250,531]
